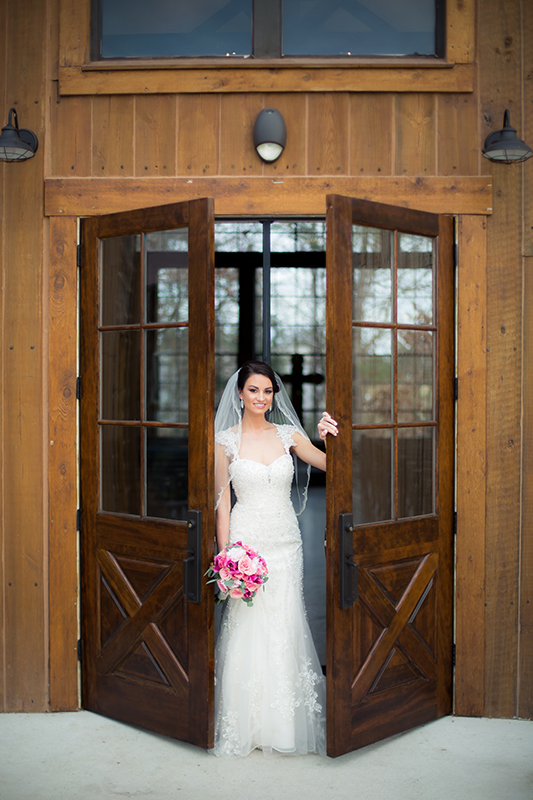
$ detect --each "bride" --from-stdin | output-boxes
[212,361,338,757]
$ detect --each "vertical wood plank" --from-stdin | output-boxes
[519,0,533,721]
[135,95,177,177]
[177,95,219,177]
[3,0,47,711]
[446,0,475,64]
[0,0,7,713]
[455,215,487,716]
[480,0,522,719]
[93,96,134,176]
[261,93,306,177]
[59,0,90,66]
[50,96,92,176]
[437,94,479,176]
[219,94,263,176]
[308,94,349,176]
[349,94,393,176]
[395,94,436,177]
[48,216,79,711]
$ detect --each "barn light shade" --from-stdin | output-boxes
[0,107,39,162]
[482,109,533,164]
[253,108,287,162]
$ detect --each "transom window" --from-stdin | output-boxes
[93,0,444,60]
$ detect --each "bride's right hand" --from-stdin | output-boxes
[317,412,338,440]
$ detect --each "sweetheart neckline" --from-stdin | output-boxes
[235,453,291,468]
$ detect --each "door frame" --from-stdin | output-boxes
[47,207,488,722]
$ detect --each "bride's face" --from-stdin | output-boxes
[239,373,274,418]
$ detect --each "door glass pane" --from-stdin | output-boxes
[353,328,392,424]
[353,429,392,525]
[353,226,392,323]
[215,267,239,404]
[398,427,434,518]
[270,221,326,438]
[145,328,189,423]
[398,330,434,423]
[100,426,141,514]
[101,331,141,420]
[101,235,141,326]
[397,233,434,325]
[283,0,437,56]
[100,0,253,58]
[146,230,188,324]
[146,428,188,520]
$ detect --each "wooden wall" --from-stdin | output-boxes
[0,0,532,719]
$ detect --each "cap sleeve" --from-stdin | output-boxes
[215,427,239,460]
[275,424,298,452]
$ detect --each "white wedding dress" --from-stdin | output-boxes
[212,424,326,757]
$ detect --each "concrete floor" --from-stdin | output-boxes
[1,712,531,800]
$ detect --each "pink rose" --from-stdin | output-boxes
[245,579,258,593]
[229,587,244,599]
[219,567,231,580]
[217,580,228,593]
[238,554,255,576]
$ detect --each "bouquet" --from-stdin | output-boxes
[206,541,268,606]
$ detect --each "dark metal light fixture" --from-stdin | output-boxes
[482,109,533,164]
[0,107,39,162]
[253,108,287,162]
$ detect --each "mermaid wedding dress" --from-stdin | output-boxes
[212,424,326,758]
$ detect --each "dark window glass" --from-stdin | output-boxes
[100,0,252,58]
[95,0,441,59]
[282,0,438,56]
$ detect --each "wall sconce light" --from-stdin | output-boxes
[482,109,533,164]
[253,108,286,162]
[0,108,39,162]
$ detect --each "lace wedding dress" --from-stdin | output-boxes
[212,424,326,757]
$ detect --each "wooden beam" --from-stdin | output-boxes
[58,64,475,96]
[455,215,487,717]
[446,0,475,64]
[48,216,79,711]
[44,176,493,218]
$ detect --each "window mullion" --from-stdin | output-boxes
[253,0,282,58]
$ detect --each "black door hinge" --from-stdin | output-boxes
[453,510,457,536]
[76,508,81,533]
[77,244,82,268]
[452,642,456,667]
[454,377,458,401]
[77,639,82,662]
[76,377,81,400]
[453,242,458,269]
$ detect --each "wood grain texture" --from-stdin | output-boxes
[3,0,47,711]
[92,96,134,176]
[0,0,6,712]
[58,65,476,96]
[177,95,219,177]
[44,176,493,218]
[308,94,349,176]
[59,0,90,67]
[446,0,475,64]
[519,0,533,721]
[437,94,480,176]
[219,94,263,176]
[134,95,177,177]
[50,95,92,176]
[520,256,533,718]
[349,94,393,176]
[48,217,79,711]
[480,0,523,720]
[455,215,487,717]
[395,94,436,176]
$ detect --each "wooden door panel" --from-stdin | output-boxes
[326,195,454,757]
[80,199,214,748]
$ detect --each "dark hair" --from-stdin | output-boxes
[237,361,279,394]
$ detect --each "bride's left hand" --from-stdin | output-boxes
[317,411,338,440]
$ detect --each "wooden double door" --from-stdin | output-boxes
[80,195,454,757]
